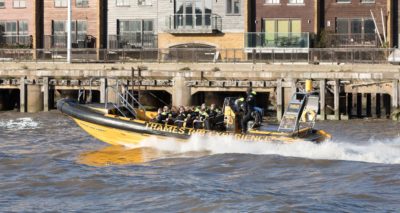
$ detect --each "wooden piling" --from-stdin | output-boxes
[319,80,326,120]
[276,79,283,121]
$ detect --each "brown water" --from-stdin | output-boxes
[0,111,399,212]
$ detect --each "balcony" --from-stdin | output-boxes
[325,33,378,48]
[165,13,222,34]
[0,35,32,48]
[44,34,96,49]
[108,33,157,49]
[245,32,309,52]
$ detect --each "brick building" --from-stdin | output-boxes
[0,0,41,48]
[43,0,105,49]
[321,0,393,47]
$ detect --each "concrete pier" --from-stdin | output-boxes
[0,62,399,120]
[172,74,191,107]
[27,84,43,113]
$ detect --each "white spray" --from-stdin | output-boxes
[125,135,400,164]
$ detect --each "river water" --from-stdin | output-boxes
[0,111,399,212]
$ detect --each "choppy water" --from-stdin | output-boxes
[0,111,400,212]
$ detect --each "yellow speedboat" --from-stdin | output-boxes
[57,91,331,146]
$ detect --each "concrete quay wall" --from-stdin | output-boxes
[0,62,399,121]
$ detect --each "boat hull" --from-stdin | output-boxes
[57,99,330,146]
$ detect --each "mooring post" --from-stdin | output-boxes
[334,79,340,120]
[319,80,326,120]
[380,93,386,118]
[392,80,399,112]
[19,77,26,113]
[100,78,106,103]
[43,77,49,112]
[371,93,377,118]
[276,79,283,121]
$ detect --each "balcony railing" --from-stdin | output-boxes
[0,34,32,48]
[245,32,309,49]
[44,34,96,49]
[108,33,158,49]
[0,48,395,64]
[165,13,222,33]
[325,33,378,47]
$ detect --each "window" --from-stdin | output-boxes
[54,0,67,7]
[76,0,89,7]
[336,0,350,3]
[138,0,152,6]
[0,21,18,35]
[13,0,26,8]
[227,0,240,15]
[0,0,5,8]
[263,19,303,47]
[117,19,154,47]
[361,0,374,3]
[336,18,375,34]
[264,0,279,4]
[116,0,130,6]
[288,0,303,4]
[175,0,212,28]
[18,21,28,35]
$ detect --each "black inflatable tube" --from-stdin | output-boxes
[57,99,190,139]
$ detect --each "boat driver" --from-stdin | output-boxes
[241,87,257,134]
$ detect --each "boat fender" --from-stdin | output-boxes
[301,109,316,122]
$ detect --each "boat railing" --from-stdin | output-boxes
[104,81,146,118]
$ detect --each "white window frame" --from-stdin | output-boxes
[226,0,241,15]
[116,0,130,6]
[288,0,304,4]
[0,0,5,8]
[138,0,152,6]
[361,0,374,3]
[13,0,26,8]
[76,0,89,7]
[264,0,280,4]
[54,0,67,7]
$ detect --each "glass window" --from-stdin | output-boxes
[361,0,374,3]
[138,0,152,6]
[288,0,303,3]
[13,0,26,8]
[18,21,28,35]
[174,0,213,28]
[116,0,130,6]
[336,0,350,3]
[5,21,17,35]
[364,19,375,34]
[350,19,362,34]
[336,19,348,34]
[76,0,89,7]
[53,21,66,34]
[54,0,67,7]
[0,0,5,8]
[264,0,279,4]
[0,21,5,32]
[227,0,240,15]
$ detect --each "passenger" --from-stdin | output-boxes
[174,106,187,127]
[154,108,163,123]
[184,113,194,128]
[194,103,208,129]
[241,87,257,134]
[205,104,218,130]
[157,106,171,124]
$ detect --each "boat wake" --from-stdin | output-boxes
[0,117,39,130]
[126,135,400,164]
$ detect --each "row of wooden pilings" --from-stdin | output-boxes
[0,77,398,120]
